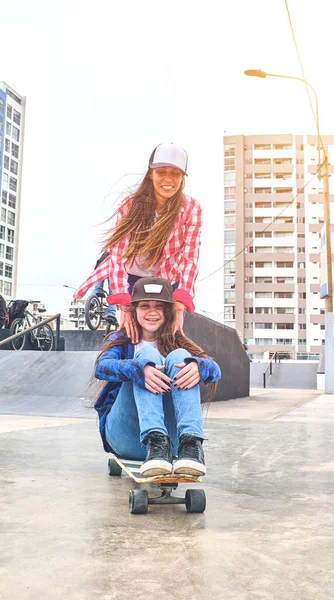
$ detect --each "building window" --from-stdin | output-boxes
[299,324,307,329]
[254,144,271,150]
[224,230,236,243]
[255,323,272,329]
[224,187,236,199]
[1,190,7,204]
[9,177,17,192]
[276,323,294,330]
[6,122,11,136]
[7,228,14,243]
[224,201,236,214]
[255,307,272,314]
[298,308,306,314]
[254,173,271,179]
[276,261,294,268]
[275,338,293,345]
[8,194,16,209]
[13,110,21,125]
[224,291,236,304]
[276,307,294,314]
[224,275,236,289]
[273,144,292,150]
[5,138,10,153]
[254,188,271,194]
[4,281,12,296]
[1,208,6,222]
[12,126,20,142]
[11,143,19,158]
[0,261,3,276]
[255,292,272,298]
[274,292,294,298]
[224,144,235,156]
[4,155,9,170]
[255,338,273,345]
[4,263,12,278]
[6,105,12,119]
[7,211,15,226]
[0,225,5,240]
[2,173,8,188]
[10,160,18,175]
[0,98,4,111]
[224,172,236,186]
[5,246,13,261]
[224,158,235,171]
[0,243,4,258]
[254,158,271,164]
[255,261,272,268]
[224,306,235,319]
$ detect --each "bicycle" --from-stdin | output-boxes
[84,289,119,333]
[9,301,54,351]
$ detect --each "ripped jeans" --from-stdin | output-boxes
[105,346,203,459]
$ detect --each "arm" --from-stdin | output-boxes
[95,341,155,389]
[173,198,202,313]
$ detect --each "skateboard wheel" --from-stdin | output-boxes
[185,489,206,513]
[129,489,149,514]
[108,458,122,477]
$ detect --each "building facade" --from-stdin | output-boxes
[0,82,26,301]
[223,134,334,360]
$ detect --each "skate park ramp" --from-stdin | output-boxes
[0,350,98,418]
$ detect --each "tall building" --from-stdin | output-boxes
[0,82,26,300]
[223,134,334,361]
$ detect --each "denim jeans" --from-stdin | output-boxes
[92,279,116,318]
[105,346,203,459]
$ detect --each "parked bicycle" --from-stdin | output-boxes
[84,289,119,333]
[8,300,54,351]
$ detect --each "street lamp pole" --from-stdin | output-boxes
[245,70,333,392]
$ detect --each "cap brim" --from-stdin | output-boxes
[149,162,188,176]
[131,297,174,304]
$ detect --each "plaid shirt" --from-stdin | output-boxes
[74,194,201,312]
[94,332,221,453]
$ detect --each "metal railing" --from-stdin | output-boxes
[263,351,281,388]
[0,313,61,350]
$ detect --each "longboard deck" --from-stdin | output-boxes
[112,455,201,485]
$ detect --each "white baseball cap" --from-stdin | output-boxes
[149,143,188,175]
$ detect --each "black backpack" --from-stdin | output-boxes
[5,299,29,328]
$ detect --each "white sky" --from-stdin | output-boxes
[1,0,334,317]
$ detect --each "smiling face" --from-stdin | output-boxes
[135,300,166,340]
[149,166,184,205]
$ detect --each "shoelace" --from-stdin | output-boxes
[179,438,202,460]
[147,436,170,459]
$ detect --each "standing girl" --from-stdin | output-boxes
[74,143,201,342]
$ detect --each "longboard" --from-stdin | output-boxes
[111,454,201,484]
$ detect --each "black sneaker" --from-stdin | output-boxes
[140,431,173,477]
[173,434,206,476]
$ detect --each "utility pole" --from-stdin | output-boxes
[321,148,334,392]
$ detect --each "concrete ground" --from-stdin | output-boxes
[1,388,334,599]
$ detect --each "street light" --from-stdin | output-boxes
[245,69,333,393]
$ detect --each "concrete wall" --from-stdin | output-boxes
[250,361,318,389]
[184,313,250,401]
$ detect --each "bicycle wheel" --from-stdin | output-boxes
[36,324,54,351]
[10,318,27,351]
[84,293,102,330]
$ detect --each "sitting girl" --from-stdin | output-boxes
[94,277,221,477]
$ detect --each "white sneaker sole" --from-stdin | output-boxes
[140,459,173,477]
[173,459,206,476]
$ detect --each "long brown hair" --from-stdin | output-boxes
[95,302,217,403]
[102,170,185,269]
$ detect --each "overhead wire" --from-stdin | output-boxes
[197,0,325,285]
[197,172,318,283]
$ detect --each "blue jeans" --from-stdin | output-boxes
[105,346,203,459]
[93,279,116,318]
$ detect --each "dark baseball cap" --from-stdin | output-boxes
[131,277,174,304]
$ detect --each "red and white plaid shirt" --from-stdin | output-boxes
[74,194,201,313]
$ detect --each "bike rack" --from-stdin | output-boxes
[0,313,61,350]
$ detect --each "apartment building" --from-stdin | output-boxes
[223,134,334,360]
[0,82,26,300]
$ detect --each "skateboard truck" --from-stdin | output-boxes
[108,456,206,514]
